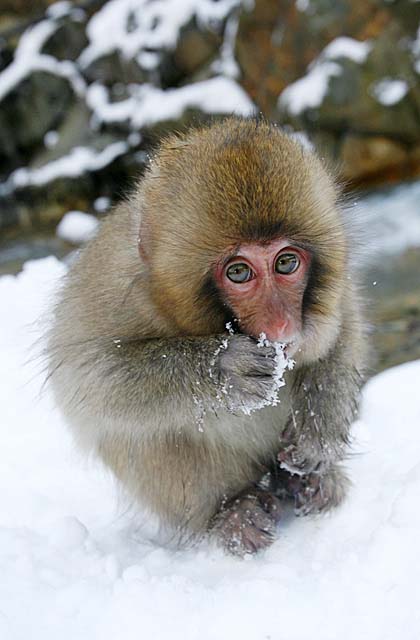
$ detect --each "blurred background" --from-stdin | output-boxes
[0,0,419,374]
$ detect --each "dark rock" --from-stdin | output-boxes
[340,135,409,182]
[83,51,148,86]
[0,1,51,18]
[0,42,13,71]
[310,29,419,142]
[0,193,30,230]
[0,130,136,232]
[160,17,222,88]
[0,70,76,174]
[237,0,420,184]
[41,16,89,61]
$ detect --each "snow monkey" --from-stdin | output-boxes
[47,118,365,556]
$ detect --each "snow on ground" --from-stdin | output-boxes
[1,255,420,640]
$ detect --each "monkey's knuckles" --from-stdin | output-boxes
[221,337,276,377]
[214,491,282,557]
[217,337,278,409]
[278,446,313,476]
[280,469,347,516]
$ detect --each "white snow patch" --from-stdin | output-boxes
[2,142,128,191]
[44,130,60,149]
[322,36,371,64]
[1,257,420,639]
[289,130,314,151]
[0,19,85,102]
[87,76,255,127]
[56,211,99,244]
[296,0,310,10]
[279,37,371,115]
[136,50,160,70]
[46,1,73,19]
[371,78,409,106]
[279,61,341,115]
[211,11,240,78]
[93,196,111,213]
[80,0,241,68]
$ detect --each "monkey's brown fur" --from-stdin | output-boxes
[47,118,365,555]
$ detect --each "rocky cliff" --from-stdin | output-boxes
[0,0,419,234]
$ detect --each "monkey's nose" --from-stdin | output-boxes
[263,319,290,342]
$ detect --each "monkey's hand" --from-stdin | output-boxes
[276,464,350,516]
[212,489,282,556]
[213,335,285,414]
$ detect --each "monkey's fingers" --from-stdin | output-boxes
[253,489,283,524]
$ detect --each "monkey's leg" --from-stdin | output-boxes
[275,464,350,516]
[99,428,282,552]
[212,488,282,556]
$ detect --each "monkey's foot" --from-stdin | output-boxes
[213,490,282,557]
[277,465,349,516]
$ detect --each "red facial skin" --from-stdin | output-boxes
[214,238,311,344]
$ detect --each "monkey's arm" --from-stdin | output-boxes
[282,341,362,470]
[49,332,277,431]
[273,328,364,513]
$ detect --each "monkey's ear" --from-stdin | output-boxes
[138,218,152,264]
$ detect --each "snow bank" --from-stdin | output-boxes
[1,256,420,640]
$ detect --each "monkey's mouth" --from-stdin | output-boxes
[226,317,297,358]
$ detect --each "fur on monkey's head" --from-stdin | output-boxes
[139,117,350,362]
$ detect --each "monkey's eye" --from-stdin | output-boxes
[275,253,300,275]
[226,262,252,283]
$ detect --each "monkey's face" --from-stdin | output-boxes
[142,120,348,361]
[214,238,310,351]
